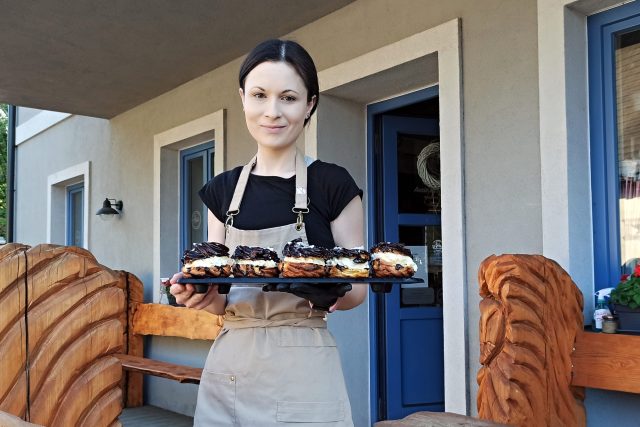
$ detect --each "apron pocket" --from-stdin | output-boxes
[198,371,236,422]
[278,327,336,347]
[276,400,345,423]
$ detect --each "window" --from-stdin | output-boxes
[589,1,640,290]
[181,142,214,254]
[66,183,84,246]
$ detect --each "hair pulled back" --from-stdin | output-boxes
[239,39,319,125]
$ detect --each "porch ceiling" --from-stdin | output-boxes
[0,0,354,119]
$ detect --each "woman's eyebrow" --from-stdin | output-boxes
[282,89,300,95]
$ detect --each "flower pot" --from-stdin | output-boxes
[614,304,640,332]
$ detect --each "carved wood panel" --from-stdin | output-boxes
[477,254,585,427]
[0,243,127,427]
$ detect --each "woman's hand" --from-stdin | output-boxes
[169,272,224,312]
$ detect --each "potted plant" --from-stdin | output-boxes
[610,265,640,332]
[160,278,180,307]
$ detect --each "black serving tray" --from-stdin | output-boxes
[177,276,424,294]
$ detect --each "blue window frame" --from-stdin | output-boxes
[589,1,640,291]
[66,183,83,246]
[180,142,214,255]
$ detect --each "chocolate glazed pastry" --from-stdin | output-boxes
[181,242,232,292]
[370,242,417,278]
[280,238,328,278]
[232,245,280,278]
[327,247,371,278]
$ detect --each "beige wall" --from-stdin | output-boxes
[16,0,541,421]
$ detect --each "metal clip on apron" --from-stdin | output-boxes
[194,150,354,426]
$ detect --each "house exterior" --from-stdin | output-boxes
[4,0,640,425]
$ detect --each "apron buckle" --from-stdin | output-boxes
[292,207,309,231]
[225,209,239,230]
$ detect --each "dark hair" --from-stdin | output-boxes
[239,39,319,125]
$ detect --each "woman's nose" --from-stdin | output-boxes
[264,99,281,118]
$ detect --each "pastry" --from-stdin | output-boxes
[280,238,328,278]
[370,242,417,278]
[181,242,232,277]
[327,247,371,278]
[232,245,280,277]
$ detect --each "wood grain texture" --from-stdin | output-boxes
[572,330,640,393]
[0,244,29,417]
[0,244,127,426]
[116,271,145,408]
[114,354,203,384]
[374,411,509,426]
[477,254,585,427]
[0,411,43,427]
[132,303,223,340]
[78,387,123,427]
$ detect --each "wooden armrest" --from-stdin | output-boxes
[572,330,640,393]
[131,303,223,340]
[115,354,203,384]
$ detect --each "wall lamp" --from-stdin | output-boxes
[96,198,123,220]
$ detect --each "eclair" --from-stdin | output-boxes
[370,242,417,278]
[181,242,232,278]
[327,247,371,278]
[232,245,280,278]
[280,238,328,278]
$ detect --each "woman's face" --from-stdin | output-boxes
[240,61,315,151]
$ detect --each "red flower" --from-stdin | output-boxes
[621,273,631,281]
[635,264,640,278]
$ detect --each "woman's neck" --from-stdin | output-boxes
[252,146,297,178]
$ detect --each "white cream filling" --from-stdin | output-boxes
[327,257,370,270]
[234,259,278,268]
[189,256,230,268]
[283,256,326,266]
[372,252,417,270]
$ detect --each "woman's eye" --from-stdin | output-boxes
[282,95,297,102]
[252,93,266,99]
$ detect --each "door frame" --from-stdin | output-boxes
[367,87,442,421]
[310,19,467,420]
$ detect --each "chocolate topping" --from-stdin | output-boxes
[370,242,412,257]
[232,245,280,261]
[282,238,329,259]
[330,247,371,263]
[181,241,230,264]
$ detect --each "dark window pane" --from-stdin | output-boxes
[187,156,206,247]
[71,189,83,246]
[397,133,441,214]
[399,225,442,307]
[210,151,215,178]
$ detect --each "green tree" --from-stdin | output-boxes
[0,104,7,240]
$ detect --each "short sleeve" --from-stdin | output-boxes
[321,163,363,222]
[198,169,241,224]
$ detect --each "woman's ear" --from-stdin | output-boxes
[239,88,245,110]
[306,95,317,116]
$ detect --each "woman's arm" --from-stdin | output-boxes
[329,195,367,311]
[170,211,228,314]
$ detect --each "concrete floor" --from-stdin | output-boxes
[120,406,193,427]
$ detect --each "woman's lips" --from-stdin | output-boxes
[261,125,286,133]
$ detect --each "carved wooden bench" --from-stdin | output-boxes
[0,243,223,425]
[118,301,223,402]
[379,254,640,427]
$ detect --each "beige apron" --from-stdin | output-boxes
[194,150,354,426]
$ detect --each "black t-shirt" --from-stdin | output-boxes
[199,160,362,248]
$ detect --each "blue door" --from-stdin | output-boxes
[369,87,444,420]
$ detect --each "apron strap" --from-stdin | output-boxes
[225,150,309,230]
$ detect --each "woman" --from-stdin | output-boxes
[170,39,366,426]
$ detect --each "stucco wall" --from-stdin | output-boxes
[15,114,109,247]
[15,0,544,424]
